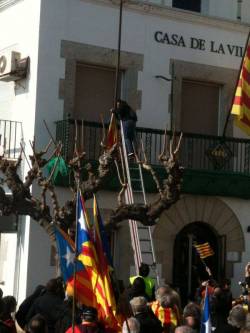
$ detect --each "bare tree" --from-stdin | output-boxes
[0,128,183,242]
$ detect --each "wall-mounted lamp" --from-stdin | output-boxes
[155,75,172,82]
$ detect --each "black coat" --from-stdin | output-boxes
[15,285,45,329]
[215,323,240,333]
[26,291,64,333]
[135,309,163,333]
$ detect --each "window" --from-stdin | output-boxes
[180,80,220,135]
[74,64,121,123]
[173,0,201,13]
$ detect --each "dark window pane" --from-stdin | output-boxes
[173,0,201,12]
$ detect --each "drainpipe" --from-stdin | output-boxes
[237,0,242,21]
[155,73,174,131]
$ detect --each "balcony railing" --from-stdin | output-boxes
[0,119,23,159]
[55,119,250,175]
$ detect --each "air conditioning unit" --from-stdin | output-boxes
[0,50,29,82]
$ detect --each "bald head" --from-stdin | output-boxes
[155,284,171,300]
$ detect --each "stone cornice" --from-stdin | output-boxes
[82,0,250,34]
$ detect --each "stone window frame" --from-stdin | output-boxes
[59,40,143,118]
[170,59,237,136]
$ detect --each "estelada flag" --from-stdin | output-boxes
[54,226,97,307]
[231,35,250,135]
[193,242,214,259]
[76,192,121,332]
[106,113,118,149]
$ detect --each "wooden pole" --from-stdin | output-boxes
[222,30,250,137]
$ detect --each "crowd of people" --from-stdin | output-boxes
[1,263,250,333]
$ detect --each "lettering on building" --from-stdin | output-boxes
[154,31,244,57]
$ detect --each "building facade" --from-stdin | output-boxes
[1,0,250,301]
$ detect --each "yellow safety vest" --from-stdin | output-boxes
[129,275,155,298]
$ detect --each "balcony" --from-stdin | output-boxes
[55,119,250,199]
[0,119,23,160]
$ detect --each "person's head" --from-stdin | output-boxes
[116,99,127,109]
[139,263,150,277]
[175,325,196,333]
[122,317,140,333]
[155,284,171,301]
[228,305,246,328]
[27,314,48,333]
[131,277,146,295]
[46,278,64,298]
[221,278,231,290]
[183,302,201,329]
[160,294,174,309]
[2,296,17,314]
[82,306,98,323]
[213,286,222,297]
[130,296,147,314]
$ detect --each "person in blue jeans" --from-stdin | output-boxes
[112,99,137,157]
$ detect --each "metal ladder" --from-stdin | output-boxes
[120,122,160,285]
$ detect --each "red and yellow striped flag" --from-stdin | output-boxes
[194,242,214,259]
[231,41,250,134]
[76,193,121,331]
[106,113,118,149]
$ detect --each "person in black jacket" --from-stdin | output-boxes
[26,278,64,333]
[112,99,137,157]
[16,285,45,330]
[130,296,163,333]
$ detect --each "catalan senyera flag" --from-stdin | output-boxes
[231,39,250,134]
[76,192,121,331]
[106,113,118,149]
[193,242,214,259]
[151,301,181,328]
[54,226,97,307]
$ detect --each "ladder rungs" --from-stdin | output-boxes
[131,178,141,181]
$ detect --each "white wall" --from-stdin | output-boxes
[0,0,42,301]
[0,233,17,296]
[221,197,250,296]
[208,0,237,21]
[34,0,248,132]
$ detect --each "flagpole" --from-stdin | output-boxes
[71,190,80,333]
[114,0,123,108]
[222,30,250,137]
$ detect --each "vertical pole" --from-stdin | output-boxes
[113,0,123,108]
[71,190,79,333]
[170,62,174,132]
[187,234,193,299]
